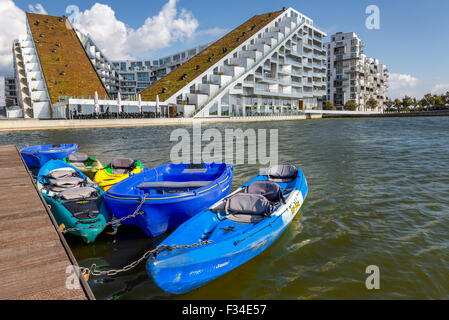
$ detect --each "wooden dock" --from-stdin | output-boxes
[0,145,94,300]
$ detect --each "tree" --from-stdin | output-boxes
[424,93,435,108]
[401,96,413,112]
[366,98,378,111]
[344,100,357,111]
[385,99,394,112]
[393,99,402,112]
[434,95,444,106]
[324,101,335,110]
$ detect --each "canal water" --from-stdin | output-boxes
[2,117,449,299]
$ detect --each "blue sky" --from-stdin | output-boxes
[1,0,449,102]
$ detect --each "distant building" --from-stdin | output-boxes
[4,76,18,107]
[139,7,328,117]
[111,43,210,99]
[325,32,388,111]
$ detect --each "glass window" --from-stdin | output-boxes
[137,72,149,82]
[122,73,135,81]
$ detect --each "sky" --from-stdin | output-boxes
[0,0,448,101]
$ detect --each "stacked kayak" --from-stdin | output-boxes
[147,165,308,294]
[21,144,78,170]
[105,163,234,237]
[63,152,103,180]
[94,157,143,191]
[37,160,111,243]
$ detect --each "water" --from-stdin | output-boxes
[2,117,449,299]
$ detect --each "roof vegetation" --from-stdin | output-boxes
[140,10,284,102]
[27,13,109,104]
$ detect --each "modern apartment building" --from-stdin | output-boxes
[11,8,330,118]
[140,7,327,117]
[111,43,210,98]
[77,31,120,98]
[4,77,18,107]
[325,32,388,111]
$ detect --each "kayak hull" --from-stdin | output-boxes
[147,168,308,294]
[21,144,78,169]
[105,163,234,237]
[37,160,111,243]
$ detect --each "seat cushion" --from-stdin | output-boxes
[58,187,98,201]
[68,152,89,162]
[225,193,272,215]
[47,177,85,192]
[111,157,134,169]
[265,165,298,182]
[47,168,77,179]
[246,180,283,203]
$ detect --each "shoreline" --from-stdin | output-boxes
[0,115,320,132]
[1,111,448,131]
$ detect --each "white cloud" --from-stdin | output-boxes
[387,73,421,99]
[28,3,47,14]
[76,0,202,60]
[0,0,27,76]
[431,83,449,95]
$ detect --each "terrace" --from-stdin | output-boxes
[140,10,284,102]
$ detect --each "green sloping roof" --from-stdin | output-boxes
[27,13,109,104]
[140,10,284,102]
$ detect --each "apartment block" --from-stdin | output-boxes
[325,32,388,111]
[141,7,327,117]
[111,44,210,98]
[4,77,18,107]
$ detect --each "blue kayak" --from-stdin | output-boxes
[147,165,308,294]
[37,160,111,243]
[104,163,234,237]
[21,144,78,169]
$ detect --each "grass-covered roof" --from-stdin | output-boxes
[27,13,109,104]
[140,10,284,102]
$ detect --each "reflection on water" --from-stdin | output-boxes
[2,117,449,299]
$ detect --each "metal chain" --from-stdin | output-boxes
[61,194,148,234]
[80,240,213,278]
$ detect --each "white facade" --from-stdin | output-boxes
[111,43,210,98]
[153,8,327,118]
[325,32,389,111]
[12,18,52,119]
[77,31,120,98]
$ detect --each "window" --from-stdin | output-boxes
[137,72,149,82]
[122,73,135,81]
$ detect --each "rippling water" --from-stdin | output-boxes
[2,117,449,299]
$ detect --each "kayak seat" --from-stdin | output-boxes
[68,152,89,162]
[47,168,78,179]
[245,181,284,204]
[57,186,99,201]
[136,181,211,194]
[47,176,86,192]
[265,165,298,183]
[225,194,272,223]
[111,157,135,174]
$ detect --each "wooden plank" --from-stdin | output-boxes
[0,145,92,300]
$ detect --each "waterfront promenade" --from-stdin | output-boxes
[0,145,93,300]
[0,115,322,132]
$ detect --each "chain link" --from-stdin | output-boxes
[61,194,148,234]
[80,240,213,277]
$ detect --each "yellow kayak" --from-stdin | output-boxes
[63,152,103,180]
[94,157,143,191]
